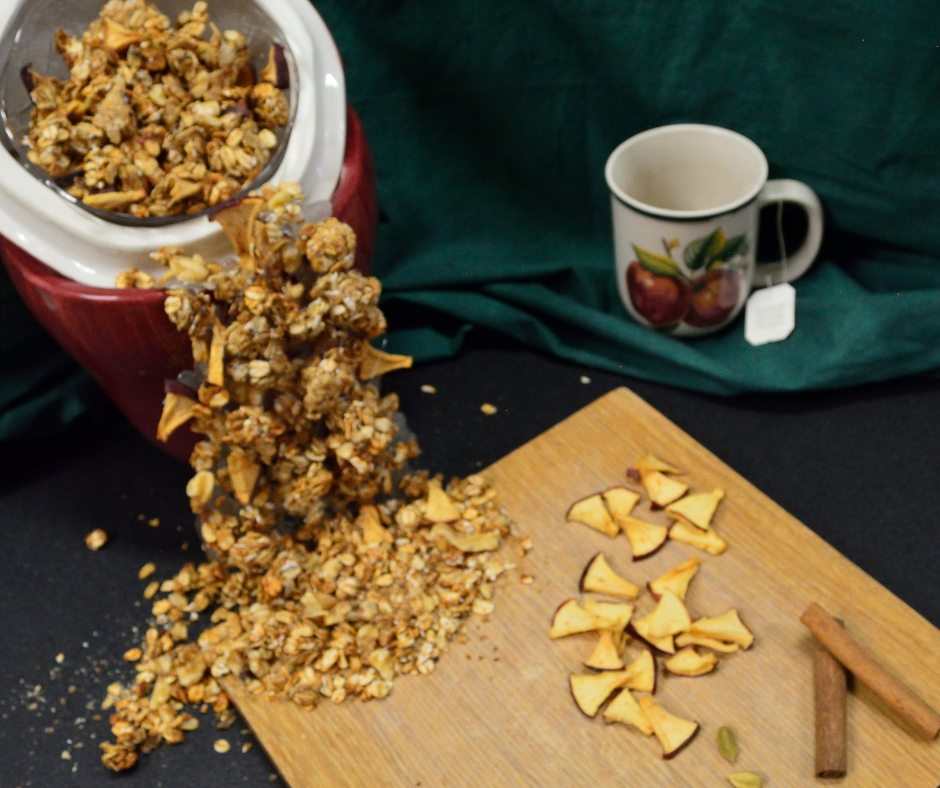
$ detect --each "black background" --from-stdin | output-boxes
[2,334,940,786]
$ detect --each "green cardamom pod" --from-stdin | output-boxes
[727,772,762,788]
[716,726,738,763]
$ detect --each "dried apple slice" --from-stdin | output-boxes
[623,648,657,692]
[641,590,692,639]
[550,600,601,638]
[664,646,718,677]
[424,479,460,523]
[629,618,675,654]
[669,521,727,555]
[641,471,689,508]
[579,553,639,599]
[207,324,225,386]
[666,488,725,530]
[639,696,700,758]
[689,610,754,649]
[648,557,701,601]
[621,516,668,560]
[211,196,265,258]
[601,487,640,520]
[583,600,634,632]
[227,448,260,505]
[569,671,630,717]
[636,454,682,475]
[567,494,618,537]
[674,633,740,653]
[358,344,413,380]
[156,392,197,442]
[357,505,392,545]
[603,688,653,735]
[584,630,624,671]
[430,523,499,553]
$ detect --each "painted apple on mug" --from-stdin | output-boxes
[626,229,746,331]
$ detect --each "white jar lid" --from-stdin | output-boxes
[0,0,345,288]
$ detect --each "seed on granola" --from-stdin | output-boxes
[138,563,156,580]
[85,529,108,551]
[480,403,498,415]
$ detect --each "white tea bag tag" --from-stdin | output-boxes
[744,283,796,346]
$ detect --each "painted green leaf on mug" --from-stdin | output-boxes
[683,228,726,271]
[633,244,680,276]
[707,234,749,270]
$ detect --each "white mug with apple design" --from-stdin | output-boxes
[604,124,823,336]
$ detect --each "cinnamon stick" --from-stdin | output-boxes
[801,602,940,739]
[813,621,847,777]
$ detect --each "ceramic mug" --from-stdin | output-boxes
[604,124,823,336]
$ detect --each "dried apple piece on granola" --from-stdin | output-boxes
[211,196,264,258]
[156,392,198,442]
[424,479,460,523]
[227,448,260,505]
[666,488,724,530]
[567,493,618,537]
[207,324,225,386]
[430,523,499,553]
[357,505,392,545]
[358,344,413,380]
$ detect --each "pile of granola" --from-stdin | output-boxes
[24,0,290,217]
[100,184,520,771]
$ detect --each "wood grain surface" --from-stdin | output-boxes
[224,388,940,787]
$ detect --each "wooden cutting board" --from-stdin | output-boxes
[225,387,940,787]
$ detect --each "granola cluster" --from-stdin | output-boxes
[101,184,520,770]
[24,0,289,217]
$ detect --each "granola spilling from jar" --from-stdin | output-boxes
[23,0,290,218]
[100,184,522,771]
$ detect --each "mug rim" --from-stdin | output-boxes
[604,123,769,221]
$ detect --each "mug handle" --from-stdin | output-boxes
[754,179,824,287]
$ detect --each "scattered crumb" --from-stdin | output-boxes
[480,403,498,416]
[270,774,278,781]
[241,742,253,753]
[55,653,64,664]
[213,739,231,753]
[143,581,159,599]
[520,574,534,585]
[44,727,54,734]
[123,648,142,662]
[138,563,156,580]
[61,750,72,760]
[138,514,145,521]
[181,541,190,550]
[85,529,108,551]
[148,518,160,528]
[580,375,591,384]
[420,384,436,394]
[520,537,533,553]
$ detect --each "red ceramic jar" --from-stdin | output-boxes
[1,106,378,463]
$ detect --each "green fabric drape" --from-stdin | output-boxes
[3,0,940,438]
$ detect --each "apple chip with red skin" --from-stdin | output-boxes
[640,590,692,639]
[549,600,601,639]
[582,600,634,633]
[689,610,754,649]
[623,648,657,693]
[629,618,675,655]
[569,670,630,717]
[641,471,689,508]
[424,479,460,523]
[648,557,701,601]
[580,553,639,599]
[664,646,717,677]
[669,520,727,555]
[584,630,624,671]
[639,697,700,758]
[666,488,724,530]
[603,688,653,735]
[674,632,740,653]
[621,516,669,560]
[601,487,640,520]
[567,493,618,537]
[636,454,682,475]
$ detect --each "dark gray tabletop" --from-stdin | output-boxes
[3,336,940,787]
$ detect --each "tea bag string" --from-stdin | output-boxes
[767,199,788,288]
